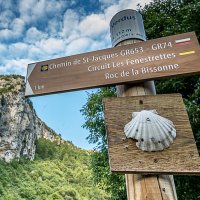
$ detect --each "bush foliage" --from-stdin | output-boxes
[0,139,109,200]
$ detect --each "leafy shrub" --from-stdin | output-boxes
[35,138,57,160]
[0,139,109,199]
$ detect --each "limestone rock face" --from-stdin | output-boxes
[0,75,57,162]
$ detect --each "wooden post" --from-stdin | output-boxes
[112,24,178,200]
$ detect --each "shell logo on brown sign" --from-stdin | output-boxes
[41,65,48,72]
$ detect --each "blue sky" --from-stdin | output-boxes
[0,0,151,149]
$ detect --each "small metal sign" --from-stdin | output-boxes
[110,9,146,46]
[25,32,200,97]
[103,94,200,174]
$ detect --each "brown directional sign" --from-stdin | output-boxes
[25,32,200,97]
[103,94,200,175]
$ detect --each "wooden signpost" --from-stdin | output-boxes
[25,32,200,97]
[107,9,200,200]
[25,8,200,200]
[103,94,200,174]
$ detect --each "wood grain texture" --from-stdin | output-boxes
[125,174,165,200]
[103,93,200,174]
[158,175,178,200]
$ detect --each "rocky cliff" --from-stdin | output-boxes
[0,75,58,162]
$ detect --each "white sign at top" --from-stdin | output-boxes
[110,9,146,46]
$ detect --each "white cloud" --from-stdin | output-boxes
[0,18,25,41]
[25,27,47,43]
[0,44,7,52]
[18,0,66,26]
[1,0,13,9]
[11,18,25,33]
[35,38,65,55]
[0,10,14,29]
[9,42,29,58]
[65,37,91,55]
[19,0,45,24]
[45,0,66,14]
[99,0,119,8]
[0,0,17,29]
[47,19,62,36]
[79,14,108,38]
[65,37,92,55]
[0,44,7,59]
[27,45,46,60]
[0,29,14,41]
[61,9,79,38]
[65,37,107,55]
[0,59,34,75]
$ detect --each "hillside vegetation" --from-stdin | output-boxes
[0,138,109,200]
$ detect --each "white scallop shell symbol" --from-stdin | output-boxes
[124,110,176,152]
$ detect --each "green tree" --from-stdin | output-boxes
[81,0,200,199]
[0,139,109,199]
[81,88,127,200]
